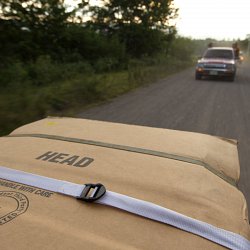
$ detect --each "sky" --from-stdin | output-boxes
[174,0,250,40]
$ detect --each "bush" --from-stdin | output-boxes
[0,61,29,88]
[0,56,95,89]
[94,57,120,73]
[28,55,60,85]
[169,37,196,62]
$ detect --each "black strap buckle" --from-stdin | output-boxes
[77,183,106,202]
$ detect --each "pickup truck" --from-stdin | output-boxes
[195,47,237,81]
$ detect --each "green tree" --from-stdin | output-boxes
[169,37,196,61]
[0,0,84,60]
[88,0,178,57]
[89,0,177,30]
[0,0,74,30]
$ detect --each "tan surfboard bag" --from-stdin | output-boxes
[0,117,249,249]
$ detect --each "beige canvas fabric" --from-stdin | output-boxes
[0,117,249,249]
[10,117,240,183]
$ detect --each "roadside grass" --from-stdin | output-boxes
[0,58,193,136]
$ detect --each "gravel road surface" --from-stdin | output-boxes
[78,62,250,211]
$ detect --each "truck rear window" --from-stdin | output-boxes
[204,49,233,59]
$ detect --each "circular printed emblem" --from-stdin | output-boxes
[0,191,29,225]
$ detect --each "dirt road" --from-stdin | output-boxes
[78,62,250,210]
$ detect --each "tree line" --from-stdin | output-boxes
[0,0,189,135]
[0,0,178,68]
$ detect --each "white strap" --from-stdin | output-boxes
[0,165,249,250]
[0,165,84,197]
